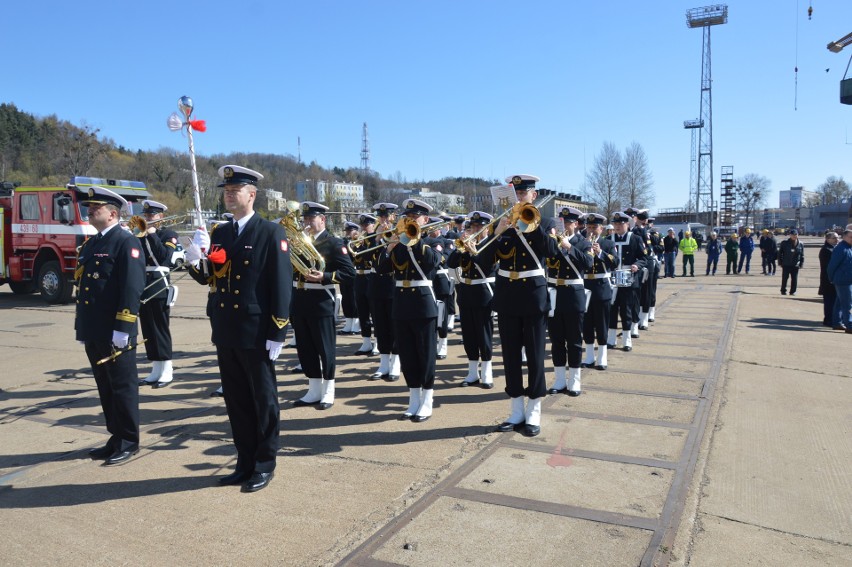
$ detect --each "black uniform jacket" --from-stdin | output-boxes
[546,233,593,313]
[141,227,178,302]
[423,235,454,299]
[584,237,618,302]
[188,215,292,349]
[608,231,648,288]
[75,225,146,342]
[448,246,495,308]
[375,240,440,320]
[475,224,560,316]
[351,231,376,290]
[291,230,355,318]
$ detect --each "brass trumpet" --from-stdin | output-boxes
[349,218,452,256]
[127,214,190,237]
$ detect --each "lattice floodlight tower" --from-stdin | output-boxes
[686,5,728,226]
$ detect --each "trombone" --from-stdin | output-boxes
[349,218,452,257]
[127,214,190,237]
[459,202,542,255]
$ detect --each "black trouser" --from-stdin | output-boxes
[458,295,493,361]
[215,346,279,474]
[340,280,357,319]
[354,276,372,338]
[781,266,800,294]
[85,340,140,452]
[583,299,610,345]
[292,313,336,380]
[763,255,776,274]
[548,310,584,368]
[369,296,397,354]
[394,317,437,389]
[726,255,737,274]
[139,297,172,360]
[682,254,695,275]
[609,287,634,330]
[498,312,547,399]
[823,287,837,324]
[706,255,719,275]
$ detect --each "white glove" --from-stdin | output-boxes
[185,243,206,264]
[112,331,129,349]
[192,227,210,252]
[266,339,284,361]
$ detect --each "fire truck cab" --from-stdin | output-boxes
[0,177,150,303]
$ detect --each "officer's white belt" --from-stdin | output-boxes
[547,277,584,286]
[435,268,449,275]
[585,273,611,280]
[498,268,545,280]
[293,282,336,290]
[395,280,433,288]
[460,277,495,285]
[146,266,170,273]
[356,269,375,275]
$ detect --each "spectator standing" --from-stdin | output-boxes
[759,229,778,275]
[819,232,840,327]
[777,229,804,296]
[678,230,698,277]
[662,228,678,278]
[724,234,739,275]
[737,228,755,274]
[705,231,721,275]
[827,224,852,332]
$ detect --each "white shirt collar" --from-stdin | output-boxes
[234,211,255,233]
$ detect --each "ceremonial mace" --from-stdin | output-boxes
[167,96,206,228]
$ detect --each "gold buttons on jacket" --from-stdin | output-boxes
[244,260,249,265]
[233,304,239,308]
[220,303,224,308]
[235,275,241,280]
[234,290,240,295]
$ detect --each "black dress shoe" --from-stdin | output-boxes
[436,354,447,360]
[138,379,158,387]
[460,379,479,387]
[353,349,372,356]
[580,362,593,369]
[241,471,274,493]
[548,387,567,395]
[567,390,581,397]
[834,325,847,331]
[411,414,430,423]
[89,445,114,460]
[368,372,382,381]
[398,413,414,421]
[292,399,319,407]
[623,345,632,352]
[210,388,224,398]
[289,366,303,374]
[103,447,139,466]
[606,344,616,350]
[218,470,252,486]
[521,424,541,437]
[386,374,400,382]
[154,380,172,389]
[639,325,648,331]
[595,365,607,371]
[495,421,523,433]
[481,383,495,389]
[318,402,333,410]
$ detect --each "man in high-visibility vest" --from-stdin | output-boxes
[679,231,698,277]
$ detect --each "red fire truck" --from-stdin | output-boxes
[0,177,150,303]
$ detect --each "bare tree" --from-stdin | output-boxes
[584,141,624,218]
[621,141,654,208]
[734,173,770,229]
[815,175,851,205]
[57,122,107,177]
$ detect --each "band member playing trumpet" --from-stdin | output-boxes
[475,174,560,437]
[375,198,441,422]
[291,202,355,410]
[448,211,496,387]
[350,214,378,356]
[339,221,361,336]
[137,200,179,388]
[424,218,455,360]
[607,211,647,352]
[546,207,593,396]
[581,214,618,370]
[75,187,146,466]
[367,203,401,381]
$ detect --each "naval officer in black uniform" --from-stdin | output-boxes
[367,203,401,381]
[607,211,647,352]
[546,207,593,396]
[137,199,179,388]
[291,202,355,410]
[375,198,441,422]
[580,213,618,370]
[75,187,146,466]
[186,165,292,493]
[350,214,378,356]
[476,174,560,437]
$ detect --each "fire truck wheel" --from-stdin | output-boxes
[8,281,36,294]
[38,260,73,304]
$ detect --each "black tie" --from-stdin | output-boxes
[233,221,239,238]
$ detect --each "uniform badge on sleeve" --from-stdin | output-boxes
[341,246,348,255]
[131,248,140,258]
[281,240,288,252]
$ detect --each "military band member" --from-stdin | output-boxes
[186,165,292,492]
[367,203,401,381]
[350,214,378,356]
[448,212,495,388]
[546,207,593,396]
[607,211,647,352]
[643,217,662,325]
[581,214,617,370]
[475,174,560,438]
[627,208,649,339]
[137,200,179,388]
[424,218,454,360]
[445,215,466,241]
[291,202,356,410]
[375,198,441,422]
[338,221,361,336]
[76,187,146,466]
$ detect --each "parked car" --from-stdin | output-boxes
[171,243,186,270]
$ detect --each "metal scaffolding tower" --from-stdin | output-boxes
[686,5,728,225]
[360,122,371,175]
[720,165,734,228]
[683,118,702,212]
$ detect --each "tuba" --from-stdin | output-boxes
[279,201,327,277]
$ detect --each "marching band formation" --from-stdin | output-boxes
[76,165,664,493]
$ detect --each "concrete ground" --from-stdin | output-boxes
[0,236,849,566]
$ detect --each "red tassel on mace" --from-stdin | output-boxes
[188,119,207,132]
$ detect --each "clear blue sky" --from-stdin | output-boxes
[4,1,851,212]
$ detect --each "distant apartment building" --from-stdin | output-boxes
[779,186,818,208]
[295,180,365,210]
[263,188,287,212]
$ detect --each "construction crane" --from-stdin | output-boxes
[827,31,852,105]
[827,32,852,53]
